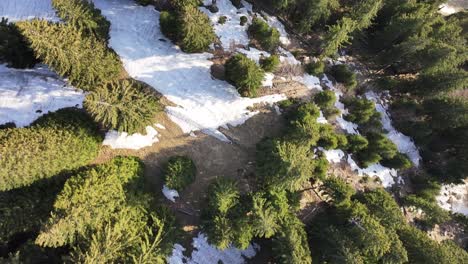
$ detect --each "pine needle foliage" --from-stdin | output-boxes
[0,18,38,68]
[179,5,215,53]
[84,79,160,133]
[163,156,196,191]
[17,19,121,91]
[51,0,110,41]
[35,156,177,263]
[225,54,265,97]
[0,108,102,191]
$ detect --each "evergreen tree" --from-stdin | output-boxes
[0,108,102,191]
[84,79,160,133]
[248,17,281,51]
[163,156,196,191]
[17,20,121,91]
[51,0,110,41]
[251,194,280,238]
[272,214,312,264]
[349,0,384,31]
[0,18,38,68]
[292,0,340,33]
[225,54,265,97]
[179,5,215,53]
[321,17,356,57]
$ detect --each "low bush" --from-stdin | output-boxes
[355,133,399,167]
[329,64,357,90]
[314,90,336,109]
[164,156,196,191]
[260,54,280,72]
[286,102,321,146]
[318,124,339,150]
[248,17,280,52]
[230,0,243,9]
[160,11,180,42]
[0,18,38,68]
[346,134,368,153]
[218,16,227,24]
[305,61,325,75]
[225,54,265,97]
[321,177,355,205]
[240,16,248,26]
[0,108,102,191]
[84,79,160,134]
[344,97,382,131]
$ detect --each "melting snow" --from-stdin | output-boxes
[0,64,84,127]
[262,72,275,87]
[155,123,166,129]
[103,125,159,150]
[365,91,421,166]
[168,233,258,264]
[162,185,179,202]
[237,47,271,64]
[261,12,290,46]
[436,179,468,216]
[347,156,397,187]
[0,0,59,22]
[92,0,286,143]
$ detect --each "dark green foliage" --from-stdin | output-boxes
[17,20,121,91]
[179,6,216,52]
[329,64,357,90]
[314,90,335,109]
[0,18,38,68]
[159,11,180,42]
[84,79,160,133]
[356,132,399,167]
[343,97,382,131]
[225,54,265,97]
[52,0,110,41]
[248,17,280,52]
[240,16,248,26]
[260,54,280,72]
[404,195,450,228]
[272,214,312,264]
[171,0,201,10]
[0,108,102,191]
[291,0,340,33]
[286,102,321,146]
[230,0,242,9]
[35,156,177,262]
[321,177,355,205]
[305,60,325,75]
[163,156,196,191]
[317,124,339,150]
[321,17,355,57]
[381,153,412,170]
[218,16,227,24]
[346,134,368,153]
[349,0,383,31]
[356,188,404,230]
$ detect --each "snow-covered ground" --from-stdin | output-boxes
[437,180,468,216]
[0,64,84,127]
[103,125,161,150]
[162,185,179,202]
[93,0,285,143]
[0,0,59,22]
[168,233,258,264]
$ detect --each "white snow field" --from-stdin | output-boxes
[168,233,258,264]
[92,0,285,143]
[0,64,84,127]
[366,91,421,166]
[0,0,59,22]
[437,180,468,216]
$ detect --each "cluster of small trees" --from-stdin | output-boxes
[14,0,160,133]
[248,17,280,52]
[0,108,102,191]
[159,0,215,53]
[311,180,468,263]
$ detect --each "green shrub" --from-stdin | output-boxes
[230,0,243,9]
[171,0,201,10]
[225,54,265,97]
[318,124,339,150]
[336,133,348,149]
[346,134,368,153]
[164,156,196,191]
[0,18,38,68]
[179,6,215,53]
[344,97,382,131]
[218,16,227,24]
[286,103,321,146]
[305,61,325,75]
[356,149,382,167]
[314,90,336,109]
[84,79,160,134]
[17,20,121,91]
[52,0,110,41]
[367,132,398,160]
[160,11,180,42]
[248,17,280,52]
[260,54,280,72]
[330,64,357,90]
[381,153,412,170]
[240,16,248,26]
[404,195,451,228]
[321,177,355,205]
[0,108,102,191]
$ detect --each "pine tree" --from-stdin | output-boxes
[52,0,110,41]
[0,108,102,191]
[350,0,384,31]
[321,17,356,57]
[272,214,312,264]
[225,54,265,97]
[293,0,340,33]
[179,5,215,53]
[17,20,121,91]
[0,18,38,68]
[84,79,160,133]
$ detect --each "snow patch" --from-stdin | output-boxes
[155,123,166,129]
[261,12,290,46]
[347,156,396,187]
[168,233,258,264]
[0,64,84,127]
[262,72,275,87]
[436,179,468,216]
[103,125,159,150]
[162,185,179,202]
[237,47,271,64]
[321,149,346,163]
[438,4,463,16]
[293,74,322,90]
[93,0,286,142]
[365,91,421,166]
[0,0,59,22]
